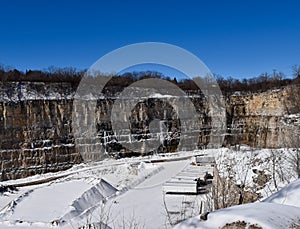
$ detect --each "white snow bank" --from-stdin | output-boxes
[173,202,300,229]
[61,179,117,222]
[1,180,92,222]
[263,178,300,207]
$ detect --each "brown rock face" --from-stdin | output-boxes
[0,82,81,180]
[0,99,81,180]
[225,86,300,148]
[0,81,299,180]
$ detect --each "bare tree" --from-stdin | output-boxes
[292,65,300,79]
[288,149,300,179]
[286,135,300,179]
[265,150,282,191]
[212,149,251,210]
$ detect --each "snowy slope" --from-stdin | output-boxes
[174,178,300,229]
[263,178,300,207]
[173,202,300,229]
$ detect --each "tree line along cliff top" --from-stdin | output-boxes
[0,65,300,96]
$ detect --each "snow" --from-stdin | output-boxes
[150,93,174,98]
[284,113,300,119]
[0,148,300,228]
[0,154,169,228]
[1,180,92,222]
[0,82,75,102]
[162,162,213,194]
[173,202,300,229]
[60,178,118,223]
[263,178,300,207]
[209,147,299,199]
[98,160,192,228]
[174,148,300,229]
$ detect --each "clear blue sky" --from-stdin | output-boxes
[0,0,299,79]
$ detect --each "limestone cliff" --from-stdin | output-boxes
[226,86,300,148]
[0,82,80,180]
[0,81,299,180]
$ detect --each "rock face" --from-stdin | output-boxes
[0,99,82,180]
[226,86,300,148]
[0,81,299,180]
[0,82,80,180]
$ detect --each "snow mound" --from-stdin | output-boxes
[263,178,300,207]
[0,180,91,222]
[173,202,300,229]
[61,179,117,221]
[0,179,118,228]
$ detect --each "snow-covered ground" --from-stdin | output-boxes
[174,179,300,229]
[174,147,300,229]
[100,160,190,228]
[0,150,207,228]
[0,148,299,229]
[205,146,299,198]
[0,160,163,228]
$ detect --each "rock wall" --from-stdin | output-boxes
[0,99,81,180]
[0,81,299,180]
[226,86,300,148]
[0,82,80,180]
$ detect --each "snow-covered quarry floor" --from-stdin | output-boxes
[0,151,209,228]
[0,148,299,229]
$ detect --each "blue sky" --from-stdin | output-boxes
[0,0,300,79]
[118,63,189,80]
